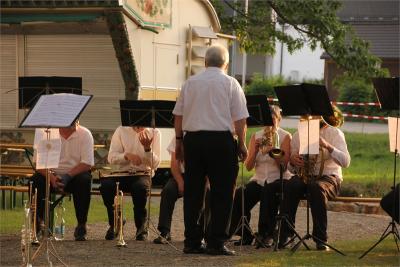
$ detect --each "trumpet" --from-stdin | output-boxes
[30,187,40,245]
[114,182,127,247]
[260,126,284,159]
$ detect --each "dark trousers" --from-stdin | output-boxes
[230,180,263,240]
[259,179,289,237]
[100,175,150,235]
[282,175,340,242]
[380,183,399,223]
[183,131,238,249]
[31,171,92,225]
[157,178,181,234]
[157,177,210,235]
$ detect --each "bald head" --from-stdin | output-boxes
[205,45,229,69]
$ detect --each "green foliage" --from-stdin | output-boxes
[211,0,386,79]
[244,74,286,97]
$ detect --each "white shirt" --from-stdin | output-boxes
[290,126,350,181]
[34,125,94,175]
[108,126,161,174]
[166,137,185,173]
[173,67,249,132]
[250,128,292,185]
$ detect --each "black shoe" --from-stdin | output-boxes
[136,231,148,241]
[105,227,115,240]
[234,235,254,246]
[183,243,206,254]
[74,225,87,241]
[153,232,171,244]
[255,235,273,249]
[316,241,330,251]
[206,245,235,256]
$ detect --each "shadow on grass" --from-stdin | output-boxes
[237,238,399,267]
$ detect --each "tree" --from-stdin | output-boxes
[211,0,387,79]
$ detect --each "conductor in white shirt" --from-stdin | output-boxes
[173,45,249,256]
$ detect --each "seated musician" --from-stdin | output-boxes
[283,105,350,251]
[31,121,94,241]
[100,126,161,241]
[154,135,210,244]
[230,105,292,247]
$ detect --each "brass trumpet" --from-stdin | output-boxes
[30,187,40,245]
[114,182,127,247]
[260,126,285,159]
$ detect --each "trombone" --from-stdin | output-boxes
[114,182,127,247]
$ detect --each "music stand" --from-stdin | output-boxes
[231,95,273,249]
[20,93,92,266]
[359,77,400,259]
[274,83,345,255]
[18,76,82,109]
[119,100,179,251]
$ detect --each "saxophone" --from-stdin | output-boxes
[260,126,284,159]
[114,182,127,247]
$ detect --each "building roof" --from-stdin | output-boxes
[337,0,399,24]
[321,0,399,59]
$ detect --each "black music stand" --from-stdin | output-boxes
[19,93,92,266]
[231,95,273,249]
[274,84,345,255]
[18,76,82,109]
[119,100,178,250]
[359,77,400,259]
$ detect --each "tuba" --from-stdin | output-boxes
[114,182,127,247]
[260,126,285,159]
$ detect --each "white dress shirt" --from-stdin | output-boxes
[108,126,161,173]
[173,67,249,132]
[290,126,351,181]
[45,125,94,175]
[249,128,293,185]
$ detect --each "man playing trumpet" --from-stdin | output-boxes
[282,105,351,250]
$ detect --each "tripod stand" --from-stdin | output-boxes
[360,77,400,258]
[359,117,399,259]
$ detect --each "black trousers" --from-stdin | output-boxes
[100,175,150,235]
[157,177,210,235]
[230,180,263,240]
[31,171,92,225]
[259,179,290,237]
[282,175,340,242]
[183,131,238,249]
[380,183,399,223]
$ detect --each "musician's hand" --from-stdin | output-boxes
[290,154,304,167]
[319,137,334,153]
[51,174,64,192]
[139,131,153,151]
[238,142,248,162]
[124,153,142,165]
[175,140,184,161]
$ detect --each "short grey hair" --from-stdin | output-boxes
[205,45,229,68]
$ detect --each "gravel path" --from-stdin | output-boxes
[0,197,394,266]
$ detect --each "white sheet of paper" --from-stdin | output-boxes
[21,94,91,127]
[33,128,60,149]
[36,139,61,169]
[388,117,400,152]
[298,119,320,155]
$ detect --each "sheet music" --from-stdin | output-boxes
[21,94,91,127]
[388,117,400,152]
[298,119,320,155]
[36,139,61,169]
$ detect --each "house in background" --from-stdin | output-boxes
[0,0,232,168]
[322,0,400,99]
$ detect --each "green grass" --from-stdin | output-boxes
[0,195,159,234]
[237,239,399,267]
